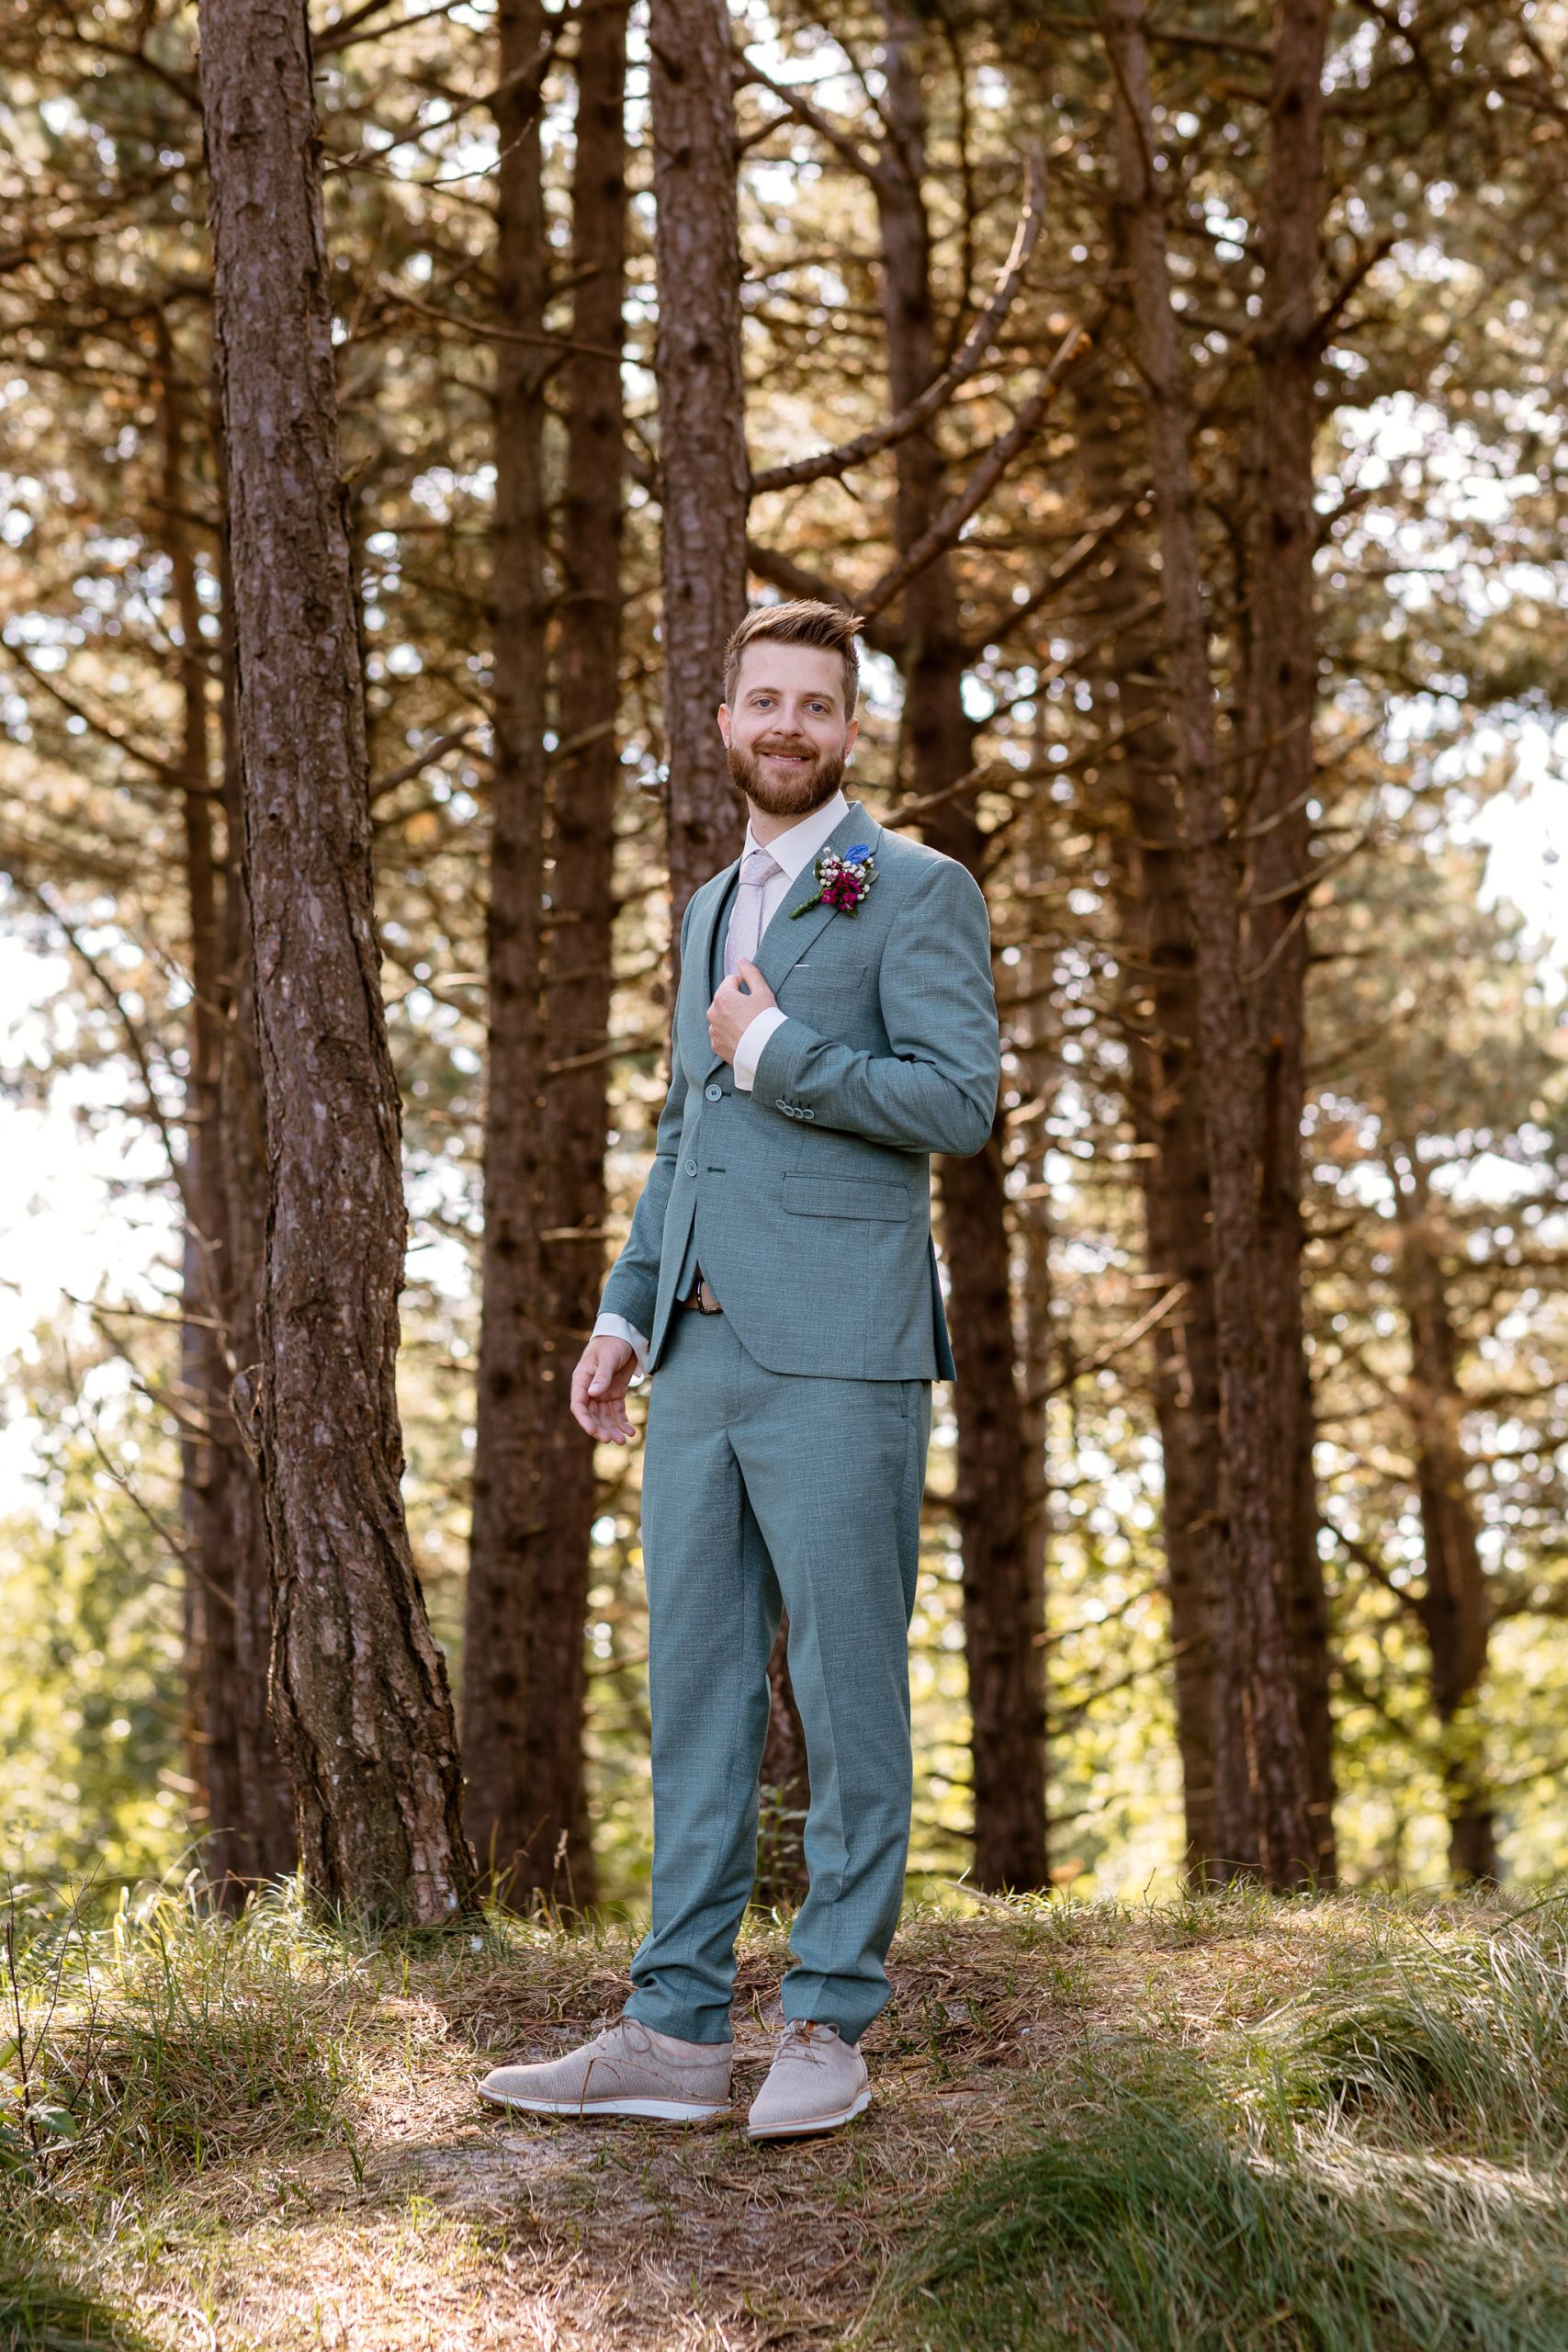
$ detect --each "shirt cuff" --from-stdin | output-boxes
[732,1006,789,1091]
[592,1312,649,1379]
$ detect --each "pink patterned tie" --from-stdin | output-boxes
[722,846,783,980]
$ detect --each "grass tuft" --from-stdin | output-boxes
[0,2259,148,2351]
[5,1883,362,2188]
[868,1911,1568,2352]
[1281,1917,1568,2159]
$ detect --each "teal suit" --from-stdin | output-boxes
[602,797,999,2043]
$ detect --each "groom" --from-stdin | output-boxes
[479,600,999,2140]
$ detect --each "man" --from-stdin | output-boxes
[479,600,999,2140]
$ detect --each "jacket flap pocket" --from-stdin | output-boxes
[783,1173,910,1221]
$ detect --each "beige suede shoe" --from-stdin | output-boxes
[479,2018,732,2122]
[747,2020,871,2141]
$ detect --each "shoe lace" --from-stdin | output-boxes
[593,2018,659,2060]
[776,2019,839,2068]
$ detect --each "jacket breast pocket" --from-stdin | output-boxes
[783,1173,910,1221]
[785,959,869,989]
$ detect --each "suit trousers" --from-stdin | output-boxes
[625,1302,932,2046]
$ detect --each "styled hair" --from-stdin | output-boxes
[722,599,864,718]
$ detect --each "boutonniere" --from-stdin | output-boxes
[789,842,879,920]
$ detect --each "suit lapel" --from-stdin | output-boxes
[754,799,883,995]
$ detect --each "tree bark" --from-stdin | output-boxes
[1393,1170,1496,1883]
[165,336,293,1902]
[1104,0,1314,1885]
[212,449,298,1890]
[876,8,1046,1892]
[201,0,476,1923]
[471,0,631,1908]
[162,337,227,1856]
[461,0,558,1901]
[1075,370,1225,1881]
[1243,0,1338,1884]
[649,0,750,918]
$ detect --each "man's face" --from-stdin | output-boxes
[717,642,859,819]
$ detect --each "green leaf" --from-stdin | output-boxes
[28,2103,80,2142]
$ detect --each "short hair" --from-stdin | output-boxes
[722,599,864,718]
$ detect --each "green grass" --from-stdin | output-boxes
[4,1883,363,2184]
[867,1905,1568,2352]
[0,2262,149,2352]
[1,1879,368,2352]
[8,1878,1568,2351]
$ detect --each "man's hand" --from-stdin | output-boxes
[570,1335,639,1445]
[707,956,778,1065]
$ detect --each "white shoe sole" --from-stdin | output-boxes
[747,2086,872,2141]
[479,2087,729,2122]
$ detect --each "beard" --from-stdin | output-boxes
[726,731,847,819]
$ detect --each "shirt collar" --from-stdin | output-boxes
[743,788,850,886]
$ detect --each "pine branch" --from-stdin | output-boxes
[749,145,1047,497]
[858,322,1093,620]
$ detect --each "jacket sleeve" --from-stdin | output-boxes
[596,897,694,1336]
[750,856,999,1158]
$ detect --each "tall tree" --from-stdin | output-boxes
[461,0,560,1899]
[1076,363,1225,1880]
[874,8,1046,1892]
[1104,0,1314,1884]
[200,0,476,1922]
[491,0,632,1905]
[163,335,293,1897]
[649,0,750,916]
[211,434,298,1891]
[1390,1166,1495,1883]
[1241,0,1338,1883]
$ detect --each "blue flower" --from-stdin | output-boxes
[845,842,871,860]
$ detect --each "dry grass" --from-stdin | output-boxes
[3,1886,1552,2351]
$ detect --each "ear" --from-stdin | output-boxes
[843,716,860,758]
[716,704,732,747]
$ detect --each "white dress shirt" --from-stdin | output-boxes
[594,789,850,1374]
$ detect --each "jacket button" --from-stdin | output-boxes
[683,1158,697,1175]
[705,1083,722,1101]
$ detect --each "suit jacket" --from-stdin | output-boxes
[598,797,1000,1379]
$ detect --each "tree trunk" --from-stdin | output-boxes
[166,337,293,1902]
[480,0,632,1908]
[1105,0,1313,1885]
[1243,0,1338,1884]
[213,452,297,1889]
[461,0,561,1902]
[1076,369,1226,1881]
[162,339,227,1858]
[876,8,1046,1892]
[1393,1173,1496,1883]
[201,0,476,1923]
[649,0,750,917]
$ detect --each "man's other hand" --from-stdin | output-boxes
[570,1335,639,1444]
[707,957,778,1064]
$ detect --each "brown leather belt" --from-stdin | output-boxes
[680,1268,723,1315]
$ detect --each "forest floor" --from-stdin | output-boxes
[5,1885,1568,2351]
